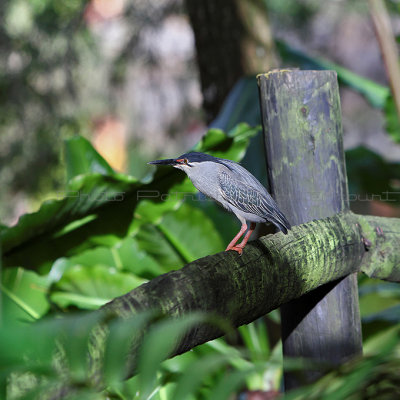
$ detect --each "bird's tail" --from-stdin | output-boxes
[270,210,291,234]
[260,194,291,234]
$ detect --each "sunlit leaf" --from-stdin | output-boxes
[172,354,230,400]
[50,264,146,310]
[157,202,224,262]
[2,124,258,271]
[65,135,115,181]
[137,314,211,400]
[102,313,153,387]
[384,94,400,143]
[359,280,400,322]
[1,268,51,325]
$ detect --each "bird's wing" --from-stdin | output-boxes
[217,159,269,191]
[218,165,291,233]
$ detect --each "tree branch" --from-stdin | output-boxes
[102,212,400,359]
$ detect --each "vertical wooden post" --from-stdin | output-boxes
[257,70,362,389]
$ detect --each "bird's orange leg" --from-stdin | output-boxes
[225,223,248,252]
[229,222,256,255]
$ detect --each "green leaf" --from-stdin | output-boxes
[1,268,51,325]
[346,146,400,203]
[172,354,230,400]
[137,314,211,400]
[363,324,400,356]
[157,202,224,263]
[195,123,261,161]
[210,79,262,131]
[384,94,400,143]
[284,325,400,400]
[135,224,184,272]
[103,313,153,387]
[359,280,400,322]
[208,369,255,400]
[188,198,239,246]
[50,264,146,310]
[276,39,390,109]
[51,236,164,280]
[65,135,115,181]
[204,338,252,371]
[0,312,107,400]
[3,173,136,270]
[2,125,258,271]
[238,319,270,362]
[0,311,101,369]
[114,237,164,278]
[132,178,196,227]
[133,202,224,272]
[58,312,102,383]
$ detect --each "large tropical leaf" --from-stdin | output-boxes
[1,311,242,400]
[2,124,258,271]
[1,267,52,325]
[276,40,390,109]
[137,202,224,267]
[210,41,390,138]
[284,325,400,400]
[65,135,115,180]
[346,146,400,204]
[50,263,147,310]
[47,201,224,311]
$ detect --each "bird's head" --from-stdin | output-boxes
[148,152,217,173]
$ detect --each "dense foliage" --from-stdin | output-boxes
[2,124,400,399]
[2,1,400,399]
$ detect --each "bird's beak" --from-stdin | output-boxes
[148,158,178,166]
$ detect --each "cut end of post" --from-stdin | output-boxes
[256,68,300,84]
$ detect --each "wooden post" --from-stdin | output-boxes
[257,70,363,389]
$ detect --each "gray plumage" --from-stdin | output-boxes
[149,152,291,253]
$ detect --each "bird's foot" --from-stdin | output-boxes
[225,245,243,255]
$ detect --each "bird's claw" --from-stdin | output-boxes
[226,246,243,255]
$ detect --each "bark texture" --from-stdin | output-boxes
[185,0,278,122]
[101,212,400,361]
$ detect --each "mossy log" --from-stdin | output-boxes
[102,212,400,359]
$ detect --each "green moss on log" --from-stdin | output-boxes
[102,212,400,353]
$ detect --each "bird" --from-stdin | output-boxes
[148,152,291,255]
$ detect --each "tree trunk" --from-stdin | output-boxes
[258,70,363,389]
[185,0,278,122]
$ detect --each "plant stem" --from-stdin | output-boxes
[369,0,400,124]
